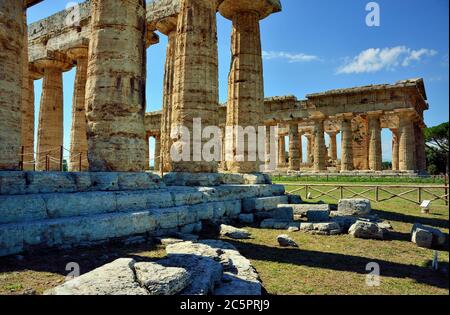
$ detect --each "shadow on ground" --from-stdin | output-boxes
[224,239,449,290]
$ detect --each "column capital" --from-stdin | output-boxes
[155,16,178,36]
[394,108,417,118]
[367,110,384,118]
[29,63,44,80]
[33,51,73,71]
[146,31,160,48]
[218,0,281,20]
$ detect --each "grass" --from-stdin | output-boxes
[271,175,447,184]
[0,179,448,295]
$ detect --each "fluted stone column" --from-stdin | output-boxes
[368,111,382,171]
[157,17,177,173]
[277,135,286,169]
[313,118,327,172]
[391,129,399,171]
[219,0,280,173]
[154,135,161,172]
[68,47,89,171]
[298,130,303,165]
[340,116,354,172]
[85,0,148,172]
[145,135,150,171]
[265,125,271,170]
[306,134,314,164]
[170,0,219,173]
[0,0,26,170]
[289,124,300,171]
[36,60,69,171]
[414,124,427,173]
[398,111,416,171]
[327,132,338,162]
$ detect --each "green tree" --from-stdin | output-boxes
[424,122,449,175]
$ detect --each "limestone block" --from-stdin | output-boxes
[337,199,371,216]
[257,184,285,197]
[191,203,215,221]
[45,258,148,295]
[0,172,26,195]
[169,187,204,206]
[163,173,222,187]
[265,207,294,221]
[0,195,47,224]
[307,210,330,223]
[134,262,191,295]
[116,191,174,212]
[278,204,330,217]
[0,224,24,257]
[260,219,292,230]
[220,225,251,239]
[24,172,77,194]
[72,173,92,191]
[223,200,242,218]
[242,196,289,213]
[411,223,446,248]
[90,172,119,191]
[215,185,260,201]
[178,206,198,227]
[287,194,303,204]
[153,207,182,229]
[118,173,163,190]
[411,227,433,249]
[348,221,385,240]
[43,192,117,219]
[277,234,298,248]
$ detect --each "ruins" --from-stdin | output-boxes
[0,0,429,257]
[1,0,428,175]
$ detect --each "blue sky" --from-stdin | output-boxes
[28,0,449,163]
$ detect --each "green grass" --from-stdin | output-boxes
[0,179,448,295]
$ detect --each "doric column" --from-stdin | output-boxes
[157,17,177,173]
[36,59,71,171]
[414,124,427,173]
[265,125,271,170]
[145,135,150,171]
[327,131,338,162]
[368,111,383,171]
[68,47,89,172]
[391,129,399,171]
[0,0,26,170]
[277,135,286,169]
[154,135,161,171]
[219,0,281,173]
[85,0,148,172]
[397,110,416,171]
[289,124,300,171]
[340,114,354,172]
[305,134,314,164]
[298,130,303,165]
[170,0,220,173]
[22,65,43,170]
[313,118,327,172]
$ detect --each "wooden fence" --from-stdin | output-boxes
[281,183,449,206]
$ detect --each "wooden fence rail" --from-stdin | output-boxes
[280,183,449,206]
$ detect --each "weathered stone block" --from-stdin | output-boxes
[153,208,181,229]
[170,187,204,206]
[90,172,119,191]
[242,196,288,213]
[266,207,294,221]
[307,210,330,223]
[348,221,385,240]
[0,172,26,195]
[135,262,191,295]
[238,214,254,224]
[0,194,47,224]
[24,172,77,194]
[411,223,446,248]
[44,191,117,219]
[0,224,23,256]
[337,199,371,216]
[411,227,433,248]
[192,203,215,221]
[118,173,163,190]
[278,204,330,217]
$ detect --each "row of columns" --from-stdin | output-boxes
[274,110,426,173]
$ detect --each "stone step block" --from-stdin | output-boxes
[242,196,288,213]
[306,210,330,223]
[277,203,330,217]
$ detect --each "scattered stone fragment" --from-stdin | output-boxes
[299,222,342,235]
[337,199,371,216]
[411,227,433,249]
[277,234,298,248]
[45,258,148,295]
[278,204,330,217]
[156,237,185,246]
[220,224,251,239]
[134,262,191,295]
[411,223,447,248]
[348,221,385,240]
[260,219,291,230]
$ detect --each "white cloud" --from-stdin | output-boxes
[337,46,437,74]
[262,51,319,63]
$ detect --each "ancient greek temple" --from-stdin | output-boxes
[0,0,428,175]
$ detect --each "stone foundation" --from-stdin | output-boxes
[0,172,284,257]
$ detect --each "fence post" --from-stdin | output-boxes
[375,186,379,202]
[305,185,309,199]
[340,186,343,199]
[60,146,63,172]
[445,175,449,206]
[418,187,422,204]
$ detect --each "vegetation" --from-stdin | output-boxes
[425,122,449,175]
[270,174,447,184]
